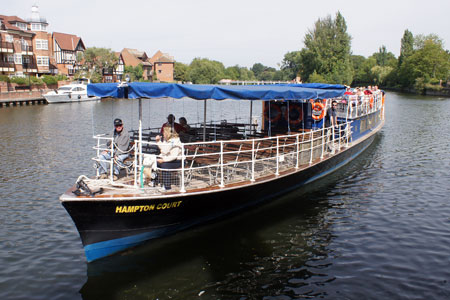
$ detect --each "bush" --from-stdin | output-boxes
[10,77,28,85]
[429,78,440,85]
[0,75,10,83]
[41,75,58,85]
[30,76,44,86]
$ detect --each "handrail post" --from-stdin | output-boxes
[180,143,186,192]
[96,137,100,178]
[134,142,138,187]
[309,131,313,164]
[219,141,224,187]
[110,138,114,183]
[295,134,299,169]
[320,127,324,159]
[275,136,279,175]
[251,139,255,182]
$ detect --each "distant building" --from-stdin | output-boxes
[0,4,85,78]
[120,48,175,82]
[0,14,36,77]
[121,48,153,80]
[52,32,85,75]
[102,51,124,83]
[149,50,174,82]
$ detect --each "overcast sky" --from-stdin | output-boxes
[4,0,450,69]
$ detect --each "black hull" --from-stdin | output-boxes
[62,122,381,262]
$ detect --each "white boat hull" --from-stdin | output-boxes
[44,94,100,104]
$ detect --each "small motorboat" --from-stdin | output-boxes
[43,79,100,104]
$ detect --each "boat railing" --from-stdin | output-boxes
[337,92,383,119]
[126,121,353,192]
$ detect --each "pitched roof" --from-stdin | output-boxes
[121,48,152,67]
[150,50,174,64]
[53,32,84,51]
[0,15,29,32]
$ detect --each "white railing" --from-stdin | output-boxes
[94,121,352,192]
[338,92,383,119]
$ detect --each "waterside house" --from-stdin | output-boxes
[0,5,86,78]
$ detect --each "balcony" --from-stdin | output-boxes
[0,61,15,72]
[21,45,33,55]
[22,62,38,73]
[0,42,14,53]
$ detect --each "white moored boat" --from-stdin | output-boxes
[43,79,100,104]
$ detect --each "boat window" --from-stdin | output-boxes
[58,87,72,91]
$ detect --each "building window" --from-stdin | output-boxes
[5,35,13,43]
[158,70,162,73]
[105,76,113,83]
[21,40,28,51]
[31,23,46,31]
[15,22,27,31]
[7,54,14,63]
[37,56,49,66]
[14,54,22,64]
[36,39,48,50]
[23,56,30,64]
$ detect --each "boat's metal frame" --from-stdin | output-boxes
[60,88,385,262]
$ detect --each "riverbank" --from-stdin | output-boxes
[384,86,450,97]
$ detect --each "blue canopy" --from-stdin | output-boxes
[87,82,346,101]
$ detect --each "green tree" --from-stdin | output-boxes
[250,63,265,79]
[398,29,414,67]
[299,11,353,84]
[372,45,397,67]
[79,47,118,83]
[398,34,450,88]
[281,51,301,80]
[174,62,189,82]
[188,58,225,84]
[124,64,143,82]
[351,55,367,84]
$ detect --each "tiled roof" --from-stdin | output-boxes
[150,50,174,64]
[53,32,84,51]
[0,15,29,32]
[121,48,152,67]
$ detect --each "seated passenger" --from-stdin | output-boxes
[179,117,194,142]
[98,118,130,180]
[160,114,185,137]
[156,127,182,191]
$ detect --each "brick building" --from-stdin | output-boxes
[0,5,85,78]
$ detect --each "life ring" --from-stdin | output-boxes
[264,103,282,123]
[311,100,325,121]
[369,96,374,108]
[286,103,303,125]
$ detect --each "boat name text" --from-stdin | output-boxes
[115,201,183,213]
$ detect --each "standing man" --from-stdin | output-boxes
[325,101,338,153]
[98,118,130,180]
[325,100,338,128]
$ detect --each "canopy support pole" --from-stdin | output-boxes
[203,99,207,142]
[249,100,253,137]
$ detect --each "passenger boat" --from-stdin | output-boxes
[43,78,100,104]
[60,82,385,262]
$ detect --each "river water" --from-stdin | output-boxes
[0,92,449,300]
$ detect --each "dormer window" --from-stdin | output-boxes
[16,22,27,31]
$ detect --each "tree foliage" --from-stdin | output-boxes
[79,47,118,82]
[174,62,189,82]
[188,58,225,84]
[298,11,353,84]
